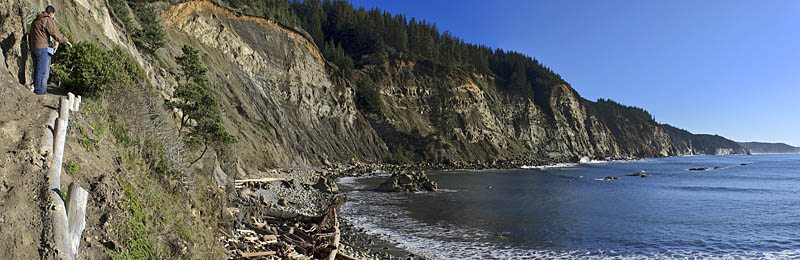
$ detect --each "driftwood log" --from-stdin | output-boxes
[223,179,358,260]
[45,94,88,260]
[327,209,341,260]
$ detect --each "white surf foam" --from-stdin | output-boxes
[520,162,578,169]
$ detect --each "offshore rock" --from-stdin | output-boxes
[625,171,648,178]
[376,171,438,192]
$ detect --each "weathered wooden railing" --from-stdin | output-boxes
[41,93,88,260]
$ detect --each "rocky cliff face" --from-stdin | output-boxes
[354,59,747,165]
[353,61,618,165]
[156,2,750,166]
[0,0,747,170]
[162,1,388,170]
[739,142,800,154]
[0,0,28,84]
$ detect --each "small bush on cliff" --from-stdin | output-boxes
[354,75,383,114]
[130,2,165,54]
[109,0,133,30]
[321,40,354,78]
[110,0,164,54]
[50,41,143,96]
[167,45,236,163]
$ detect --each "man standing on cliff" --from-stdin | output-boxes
[29,5,71,95]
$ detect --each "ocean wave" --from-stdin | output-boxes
[670,186,776,193]
[345,206,800,260]
[520,163,578,169]
[342,187,800,260]
[521,158,646,170]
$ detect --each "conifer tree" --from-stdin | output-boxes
[167,45,236,164]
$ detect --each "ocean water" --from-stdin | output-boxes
[339,154,800,259]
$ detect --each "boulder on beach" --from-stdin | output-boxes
[312,177,338,193]
[376,171,438,192]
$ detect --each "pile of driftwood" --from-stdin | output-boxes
[223,178,357,260]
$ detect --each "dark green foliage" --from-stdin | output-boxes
[321,40,353,78]
[354,75,382,114]
[174,45,208,84]
[109,0,133,30]
[108,0,164,54]
[50,41,144,96]
[129,2,165,54]
[167,45,236,163]
[583,98,657,139]
[225,0,300,27]
[590,99,656,126]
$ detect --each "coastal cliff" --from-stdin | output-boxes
[162,1,389,170]
[739,142,800,154]
[0,0,757,259]
[2,0,748,171]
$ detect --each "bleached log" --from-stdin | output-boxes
[50,191,73,259]
[72,95,81,112]
[263,234,279,244]
[234,177,287,184]
[66,183,88,255]
[47,110,59,129]
[240,251,277,258]
[49,98,70,187]
[67,93,75,111]
[39,111,59,157]
[49,98,72,259]
[236,229,257,235]
[327,209,340,260]
[335,252,359,260]
[45,97,88,260]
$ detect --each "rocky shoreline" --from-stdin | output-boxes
[222,158,616,260]
[221,165,437,260]
[223,154,755,259]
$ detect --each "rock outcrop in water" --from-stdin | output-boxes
[376,171,438,192]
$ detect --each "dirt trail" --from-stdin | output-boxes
[0,74,62,259]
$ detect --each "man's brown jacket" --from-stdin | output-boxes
[29,12,69,49]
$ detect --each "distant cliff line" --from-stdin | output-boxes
[739,142,800,154]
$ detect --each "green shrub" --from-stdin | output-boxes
[108,0,133,30]
[354,76,383,114]
[322,40,354,78]
[130,3,165,54]
[167,45,236,164]
[50,41,143,96]
[66,161,81,176]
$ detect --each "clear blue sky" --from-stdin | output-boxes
[347,0,800,146]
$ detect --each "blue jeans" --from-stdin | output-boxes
[32,48,51,94]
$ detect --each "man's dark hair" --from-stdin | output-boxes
[45,5,56,14]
